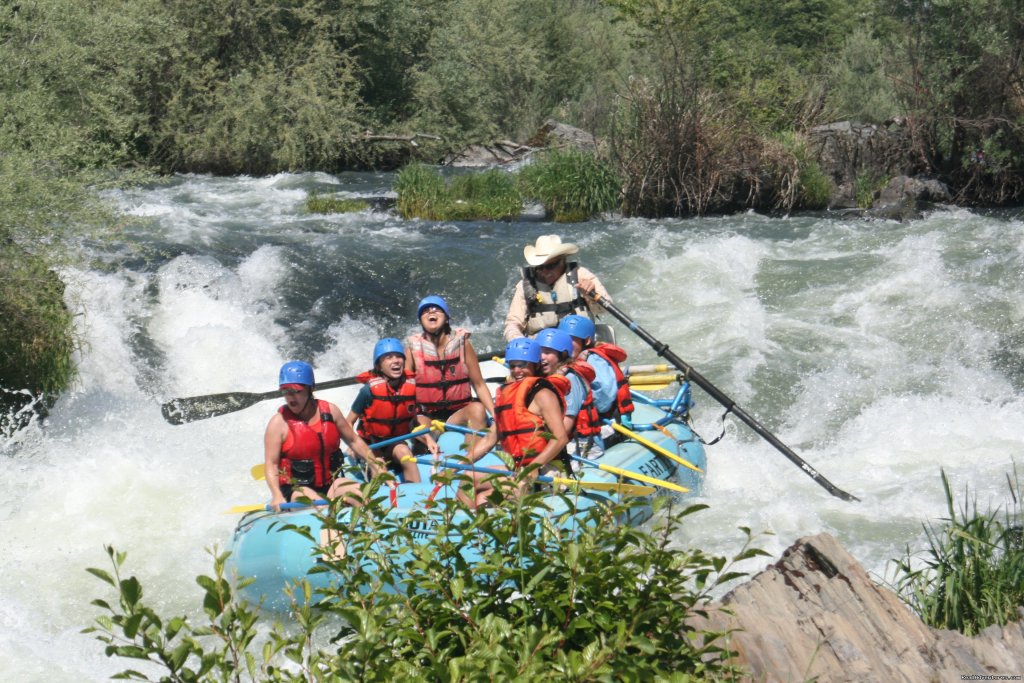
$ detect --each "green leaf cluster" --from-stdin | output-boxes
[87,477,769,680]
[890,466,1024,636]
[518,150,623,222]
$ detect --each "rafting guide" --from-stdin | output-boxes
[503,234,610,341]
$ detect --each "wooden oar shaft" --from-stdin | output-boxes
[586,292,859,502]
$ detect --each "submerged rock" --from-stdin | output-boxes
[691,533,1024,682]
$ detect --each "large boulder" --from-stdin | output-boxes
[691,533,1024,682]
[807,120,919,209]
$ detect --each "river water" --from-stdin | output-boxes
[2,172,1023,680]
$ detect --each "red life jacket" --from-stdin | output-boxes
[563,360,602,437]
[587,343,634,418]
[493,375,569,467]
[407,328,472,415]
[354,370,419,441]
[279,399,342,489]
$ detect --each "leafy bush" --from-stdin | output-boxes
[518,149,621,222]
[889,467,1024,636]
[87,477,766,680]
[395,165,522,220]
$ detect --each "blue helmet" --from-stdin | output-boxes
[558,314,595,341]
[505,337,541,364]
[373,337,405,366]
[279,361,315,387]
[417,295,450,319]
[535,328,574,356]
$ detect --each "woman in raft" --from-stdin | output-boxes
[405,295,496,436]
[264,361,389,510]
[348,337,439,484]
[461,337,569,508]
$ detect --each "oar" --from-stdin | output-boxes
[567,454,689,494]
[606,421,703,474]
[163,349,500,425]
[431,421,689,493]
[224,500,328,514]
[251,426,434,480]
[584,291,859,502]
[416,457,656,497]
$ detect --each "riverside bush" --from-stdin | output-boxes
[890,467,1024,636]
[87,477,765,680]
[518,149,621,222]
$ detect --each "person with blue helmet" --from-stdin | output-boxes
[264,361,384,510]
[535,327,604,461]
[347,338,439,483]
[405,295,496,440]
[503,234,611,342]
[558,314,635,426]
[461,337,569,508]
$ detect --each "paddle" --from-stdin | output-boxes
[567,454,690,494]
[584,291,859,502]
[430,421,687,494]
[162,349,500,425]
[605,420,703,474]
[416,457,656,497]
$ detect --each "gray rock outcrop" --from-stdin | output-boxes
[692,533,1024,682]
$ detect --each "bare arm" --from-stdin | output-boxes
[333,404,393,483]
[464,338,497,418]
[263,414,288,508]
[502,281,528,342]
[528,388,570,469]
[463,425,498,463]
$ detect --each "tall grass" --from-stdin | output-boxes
[395,164,521,220]
[518,149,621,222]
[890,467,1024,636]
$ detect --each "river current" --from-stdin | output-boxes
[2,172,1023,680]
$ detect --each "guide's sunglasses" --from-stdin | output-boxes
[534,259,563,272]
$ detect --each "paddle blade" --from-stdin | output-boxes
[224,503,269,514]
[161,390,274,425]
[251,464,265,481]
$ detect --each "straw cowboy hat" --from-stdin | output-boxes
[523,234,579,266]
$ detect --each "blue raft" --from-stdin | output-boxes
[227,389,706,610]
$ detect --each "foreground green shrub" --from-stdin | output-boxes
[518,149,621,222]
[395,164,522,220]
[88,477,765,680]
[890,467,1024,636]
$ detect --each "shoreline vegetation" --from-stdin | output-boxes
[85,468,1024,679]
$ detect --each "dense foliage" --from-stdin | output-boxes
[890,468,1024,636]
[87,479,768,680]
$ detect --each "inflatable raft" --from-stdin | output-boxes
[227,380,706,610]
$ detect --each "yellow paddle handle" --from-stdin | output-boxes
[609,422,703,474]
[592,461,689,494]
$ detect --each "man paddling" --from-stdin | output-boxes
[503,234,610,341]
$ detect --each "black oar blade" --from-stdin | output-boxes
[161,390,272,425]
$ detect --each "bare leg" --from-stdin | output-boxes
[393,443,421,483]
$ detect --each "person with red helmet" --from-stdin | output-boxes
[347,338,439,483]
[264,361,389,511]
[405,295,496,439]
[462,337,569,508]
